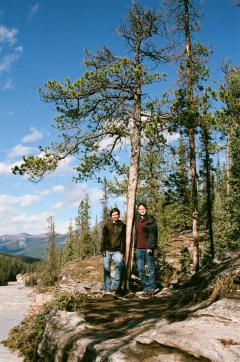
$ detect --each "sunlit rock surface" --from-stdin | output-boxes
[36,297,240,361]
[0,282,31,362]
[135,299,240,362]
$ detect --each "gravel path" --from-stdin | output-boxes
[0,282,32,362]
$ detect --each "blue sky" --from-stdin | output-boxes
[0,0,239,235]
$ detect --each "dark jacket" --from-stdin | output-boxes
[101,220,126,253]
[134,215,158,250]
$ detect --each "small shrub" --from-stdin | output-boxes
[2,311,46,362]
[25,274,38,287]
[210,274,234,300]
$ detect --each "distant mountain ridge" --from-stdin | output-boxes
[0,233,66,258]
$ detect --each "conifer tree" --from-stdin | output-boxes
[63,219,76,263]
[137,139,165,214]
[13,3,170,288]
[218,66,240,249]
[101,178,109,225]
[165,0,211,271]
[91,216,101,256]
[198,88,217,260]
[164,134,191,231]
[46,216,58,285]
[76,194,93,257]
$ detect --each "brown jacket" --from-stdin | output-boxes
[101,220,126,253]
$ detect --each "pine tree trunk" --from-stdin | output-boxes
[202,127,214,259]
[124,37,142,290]
[124,128,141,290]
[184,0,199,272]
[189,128,199,271]
[226,133,231,195]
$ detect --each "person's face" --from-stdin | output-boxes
[111,211,120,223]
[138,205,147,216]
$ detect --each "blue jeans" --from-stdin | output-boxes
[135,248,156,292]
[102,251,123,291]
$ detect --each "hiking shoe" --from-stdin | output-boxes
[146,290,154,296]
[233,275,240,284]
[136,290,148,297]
[111,288,123,295]
[146,288,160,296]
[103,290,114,295]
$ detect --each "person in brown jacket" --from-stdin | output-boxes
[101,208,126,292]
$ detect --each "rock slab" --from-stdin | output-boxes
[0,282,31,362]
[135,299,240,362]
[37,298,240,361]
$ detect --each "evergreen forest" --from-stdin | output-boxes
[0,253,39,286]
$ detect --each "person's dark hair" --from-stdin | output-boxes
[110,207,120,216]
[138,202,147,209]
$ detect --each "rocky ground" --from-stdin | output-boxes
[0,282,31,362]
[4,234,240,362]
[31,253,240,361]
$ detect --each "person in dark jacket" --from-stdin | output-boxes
[101,208,126,292]
[135,202,158,295]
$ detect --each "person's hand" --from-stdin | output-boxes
[101,251,106,257]
[147,249,153,255]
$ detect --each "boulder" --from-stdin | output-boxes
[38,310,92,361]
[135,298,240,362]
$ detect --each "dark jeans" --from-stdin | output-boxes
[135,248,156,292]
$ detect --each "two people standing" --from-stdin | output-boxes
[101,203,158,295]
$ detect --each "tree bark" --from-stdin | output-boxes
[123,35,142,290]
[184,0,199,272]
[189,128,199,271]
[124,128,141,290]
[226,133,231,196]
[202,127,214,259]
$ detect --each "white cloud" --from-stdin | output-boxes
[0,183,65,209]
[0,193,40,207]
[55,219,69,234]
[98,136,129,151]
[18,194,41,207]
[64,183,87,207]
[0,181,105,235]
[0,206,51,235]
[54,155,75,177]
[163,131,180,144]
[1,78,14,90]
[0,45,23,75]
[88,188,104,204]
[52,185,65,192]
[0,160,18,175]
[7,143,34,160]
[51,202,65,209]
[22,127,43,143]
[0,25,22,89]
[63,183,103,207]
[0,162,11,175]
[38,184,65,197]
[0,25,18,46]
[28,3,40,22]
